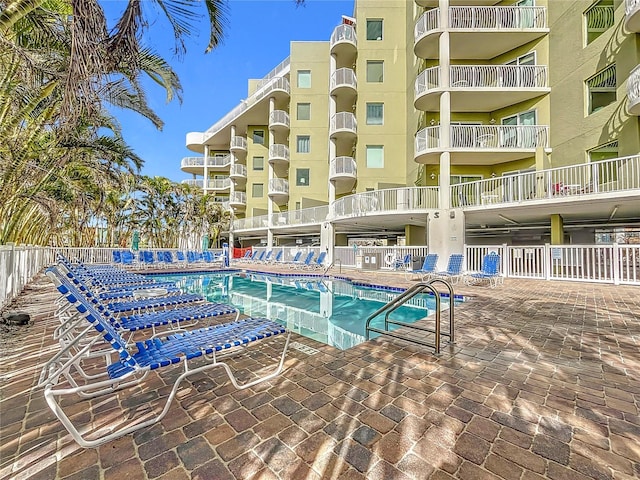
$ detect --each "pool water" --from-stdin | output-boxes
[152,271,462,350]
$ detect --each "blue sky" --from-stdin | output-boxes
[109,0,354,182]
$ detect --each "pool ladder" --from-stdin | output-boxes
[365,279,454,354]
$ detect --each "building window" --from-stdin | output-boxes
[588,140,619,186]
[297,70,311,88]
[296,168,310,186]
[252,183,263,198]
[252,129,265,145]
[366,103,384,125]
[297,103,311,120]
[366,145,384,168]
[252,156,264,171]
[501,110,537,148]
[366,19,383,40]
[366,61,384,82]
[297,135,310,153]
[586,64,616,114]
[585,0,614,45]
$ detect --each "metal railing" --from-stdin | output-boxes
[0,245,51,310]
[231,136,247,151]
[204,76,290,140]
[450,65,548,89]
[330,24,357,49]
[449,6,547,30]
[628,65,640,111]
[330,68,357,91]
[234,214,269,230]
[333,187,439,219]
[268,178,289,195]
[269,110,290,129]
[451,124,549,150]
[415,67,442,97]
[415,8,441,40]
[269,144,290,163]
[330,112,357,135]
[329,156,357,178]
[627,0,640,15]
[415,126,441,153]
[229,191,247,205]
[182,178,231,190]
[230,164,247,179]
[465,243,640,285]
[181,156,231,168]
[451,154,640,207]
[271,205,329,228]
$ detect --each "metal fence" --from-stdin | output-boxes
[0,245,52,310]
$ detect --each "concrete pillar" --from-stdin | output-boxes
[321,221,335,264]
[405,225,426,246]
[551,214,564,245]
[335,233,349,246]
[203,145,209,195]
[328,55,338,209]
[229,126,236,248]
[427,209,465,263]
[267,97,275,247]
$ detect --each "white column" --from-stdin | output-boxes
[267,97,275,247]
[203,145,209,195]
[328,54,338,208]
[229,126,236,248]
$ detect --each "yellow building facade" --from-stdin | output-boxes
[183,0,640,251]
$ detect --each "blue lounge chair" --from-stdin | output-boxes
[405,253,439,280]
[434,254,464,284]
[393,254,412,271]
[41,267,290,447]
[112,251,122,265]
[237,250,252,263]
[269,250,283,264]
[286,251,302,268]
[465,253,502,288]
[261,251,273,263]
[306,251,327,270]
[292,251,315,269]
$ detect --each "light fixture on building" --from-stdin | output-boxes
[489,118,496,125]
[430,119,436,126]
[430,172,436,180]
[491,172,497,178]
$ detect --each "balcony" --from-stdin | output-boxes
[185,131,205,153]
[268,178,289,204]
[229,191,247,210]
[415,124,550,164]
[415,6,548,59]
[269,110,290,134]
[628,65,640,116]
[416,0,500,6]
[268,144,290,166]
[180,155,231,174]
[181,178,231,191]
[330,68,358,99]
[625,0,640,32]
[271,205,330,228]
[230,136,247,156]
[330,112,357,140]
[329,156,357,193]
[415,64,549,112]
[330,24,357,57]
[332,187,440,220]
[229,164,247,184]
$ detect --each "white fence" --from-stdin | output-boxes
[465,244,640,285]
[0,245,52,310]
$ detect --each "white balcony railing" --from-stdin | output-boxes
[207,155,232,167]
[333,187,439,219]
[451,125,549,150]
[205,178,231,190]
[449,6,547,30]
[181,179,204,188]
[229,191,247,206]
[330,24,357,50]
[330,68,358,92]
[269,144,290,163]
[269,110,290,129]
[204,76,290,139]
[626,0,640,15]
[415,126,441,154]
[268,178,289,195]
[415,9,441,40]
[330,112,357,136]
[231,136,247,151]
[628,65,640,114]
[271,205,330,228]
[451,154,640,208]
[330,156,357,178]
[415,67,442,97]
[234,214,270,230]
[181,157,205,168]
[230,164,247,178]
[450,65,548,88]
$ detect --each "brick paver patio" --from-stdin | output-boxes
[1,266,639,479]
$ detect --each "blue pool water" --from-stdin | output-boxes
[152,271,463,350]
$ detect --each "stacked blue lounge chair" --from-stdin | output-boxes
[41,265,290,447]
[465,252,503,288]
[433,254,464,285]
[405,253,439,280]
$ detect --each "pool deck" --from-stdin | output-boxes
[1,264,639,479]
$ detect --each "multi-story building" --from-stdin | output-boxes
[183,0,640,262]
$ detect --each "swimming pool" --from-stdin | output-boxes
[152,271,463,350]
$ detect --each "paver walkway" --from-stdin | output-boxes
[1,267,639,480]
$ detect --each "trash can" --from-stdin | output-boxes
[411,256,425,270]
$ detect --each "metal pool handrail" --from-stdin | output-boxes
[365,281,454,354]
